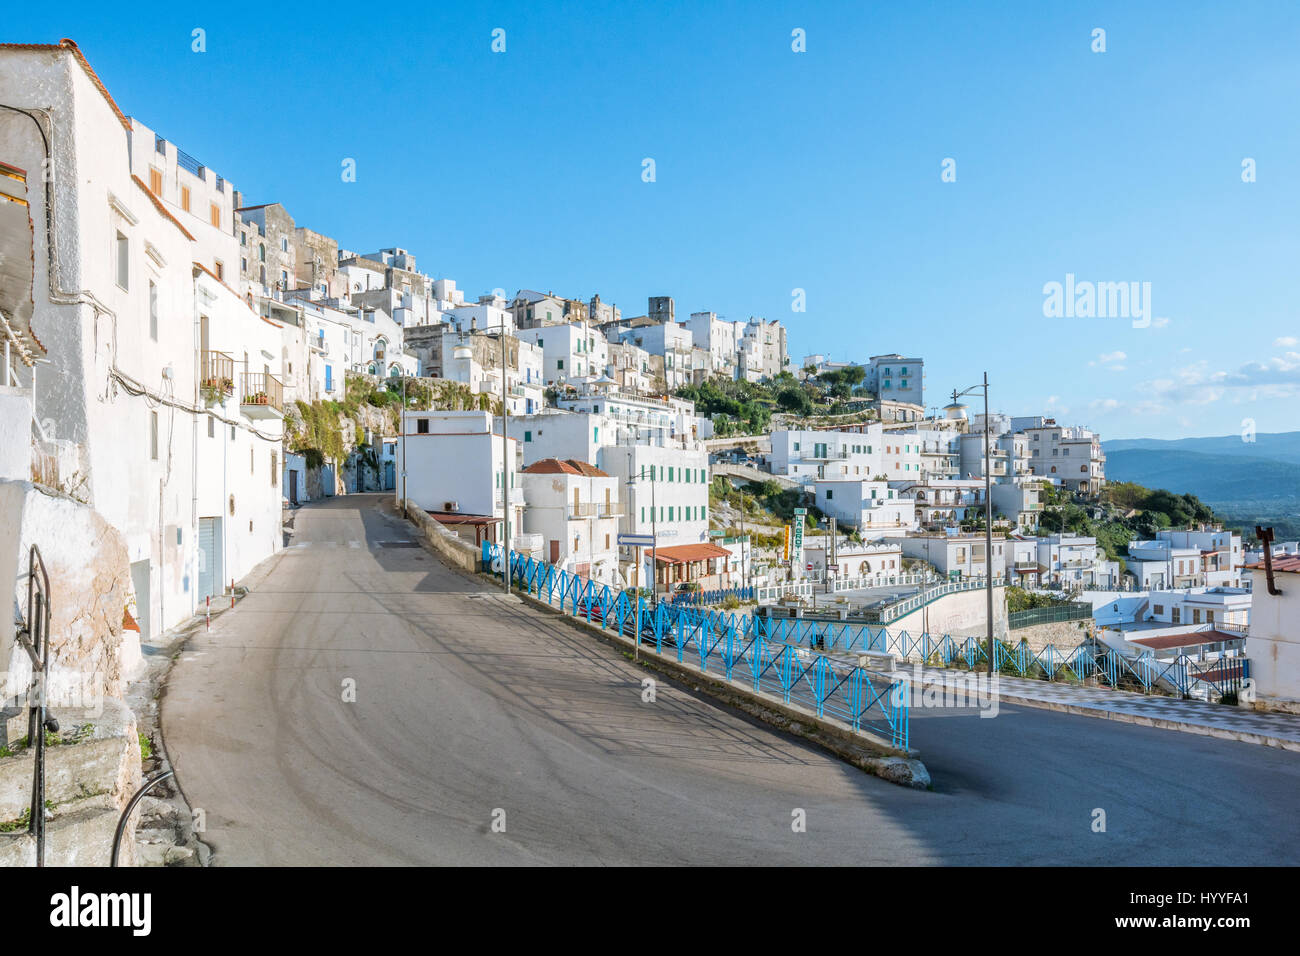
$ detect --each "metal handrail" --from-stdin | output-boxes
[15,546,53,866]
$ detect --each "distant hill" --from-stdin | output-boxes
[1104,431,1300,465]
[1104,448,1300,502]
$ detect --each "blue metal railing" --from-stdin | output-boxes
[670,587,755,606]
[482,542,910,749]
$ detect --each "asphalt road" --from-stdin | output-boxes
[162,494,1300,865]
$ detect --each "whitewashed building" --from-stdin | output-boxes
[520,458,622,584]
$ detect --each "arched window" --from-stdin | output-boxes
[259,244,265,262]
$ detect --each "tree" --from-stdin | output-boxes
[776,387,813,416]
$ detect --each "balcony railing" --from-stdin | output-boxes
[240,372,284,418]
[201,350,235,399]
[568,502,625,519]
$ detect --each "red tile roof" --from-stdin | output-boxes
[652,543,731,564]
[1245,556,1300,573]
[522,458,609,478]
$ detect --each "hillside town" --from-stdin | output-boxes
[0,38,1298,874]
[2,40,1298,709]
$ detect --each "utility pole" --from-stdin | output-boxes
[401,375,408,518]
[650,463,659,605]
[982,371,994,676]
[501,329,510,594]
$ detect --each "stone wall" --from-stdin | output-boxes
[1009,618,1093,656]
[0,697,143,866]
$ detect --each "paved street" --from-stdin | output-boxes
[163,495,1300,865]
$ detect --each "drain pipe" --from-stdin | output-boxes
[1256,526,1282,596]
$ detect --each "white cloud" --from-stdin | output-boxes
[1274,336,1298,348]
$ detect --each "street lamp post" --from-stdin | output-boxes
[952,373,995,676]
[500,327,510,595]
[401,374,408,519]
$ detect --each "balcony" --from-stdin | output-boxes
[201,350,235,403]
[568,502,625,519]
[240,372,284,419]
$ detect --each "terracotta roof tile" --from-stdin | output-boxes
[652,543,731,564]
[1246,557,1300,574]
[523,458,609,478]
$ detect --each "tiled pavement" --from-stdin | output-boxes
[912,666,1300,751]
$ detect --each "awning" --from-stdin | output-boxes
[651,542,732,565]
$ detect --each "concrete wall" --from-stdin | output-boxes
[890,585,1009,639]
[1247,569,1300,713]
[405,500,481,574]
[0,387,32,481]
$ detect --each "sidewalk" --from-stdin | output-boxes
[917,667,1300,752]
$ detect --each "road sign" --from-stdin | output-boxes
[805,563,812,571]
[793,507,807,516]
[828,564,839,571]
[618,533,656,548]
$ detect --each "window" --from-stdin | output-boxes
[115,232,129,290]
[281,237,288,252]
[148,281,158,340]
[150,411,159,460]
[180,186,191,212]
[259,244,265,262]
[524,431,532,442]
[210,203,221,228]
[250,447,254,474]
[826,489,833,499]
[149,168,162,195]
[557,359,564,370]
[416,418,429,434]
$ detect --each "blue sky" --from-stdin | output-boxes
[14,1,1300,439]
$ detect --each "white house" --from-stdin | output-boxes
[520,458,622,584]
[397,410,523,545]
[770,426,923,484]
[813,480,914,535]
[0,40,286,641]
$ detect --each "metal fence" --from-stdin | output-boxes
[670,587,755,606]
[745,614,1250,700]
[1007,602,1093,630]
[483,542,910,748]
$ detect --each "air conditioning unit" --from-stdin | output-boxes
[443,501,459,513]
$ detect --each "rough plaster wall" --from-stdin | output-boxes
[1,480,135,707]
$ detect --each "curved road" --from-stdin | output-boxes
[163,494,1300,865]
